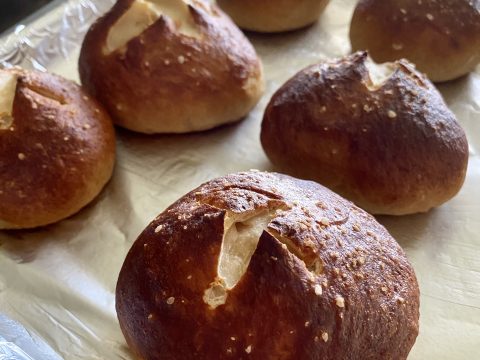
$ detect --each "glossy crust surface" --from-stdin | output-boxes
[79,0,264,134]
[116,171,419,360]
[0,68,116,229]
[217,0,330,33]
[350,0,480,82]
[261,52,469,215]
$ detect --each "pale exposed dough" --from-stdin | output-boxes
[364,57,397,91]
[0,70,18,129]
[104,0,200,55]
[203,210,275,308]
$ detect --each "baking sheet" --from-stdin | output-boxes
[0,0,479,358]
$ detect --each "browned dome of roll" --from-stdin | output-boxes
[0,68,116,229]
[217,0,330,33]
[261,52,469,215]
[116,171,420,360]
[79,0,264,134]
[350,0,480,82]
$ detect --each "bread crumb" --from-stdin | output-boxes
[392,43,404,50]
[320,217,330,226]
[178,55,185,64]
[381,286,388,294]
[322,332,329,342]
[147,313,154,320]
[358,256,365,265]
[305,321,311,327]
[352,224,361,232]
[155,224,163,233]
[314,284,323,296]
[426,13,434,20]
[187,275,192,280]
[335,295,345,308]
[164,59,171,65]
[231,337,236,341]
[387,110,397,118]
[397,297,406,304]
[166,297,175,305]
[245,345,252,354]
[18,153,26,160]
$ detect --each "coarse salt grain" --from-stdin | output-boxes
[314,284,323,296]
[245,345,252,354]
[155,224,163,233]
[322,332,329,342]
[387,110,397,118]
[335,296,345,308]
[166,297,175,305]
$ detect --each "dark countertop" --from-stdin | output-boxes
[1,0,56,35]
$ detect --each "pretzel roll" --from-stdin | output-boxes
[79,0,264,134]
[217,0,330,33]
[261,52,469,215]
[350,0,480,82]
[0,68,115,229]
[116,171,420,360]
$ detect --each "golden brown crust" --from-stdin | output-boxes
[260,52,469,215]
[350,0,480,82]
[79,0,264,134]
[116,171,420,360]
[0,68,116,229]
[217,0,330,33]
